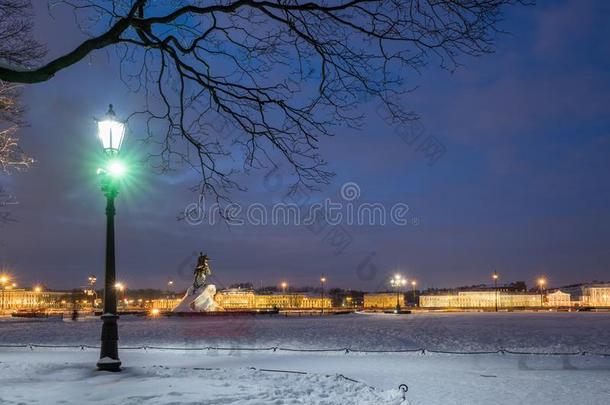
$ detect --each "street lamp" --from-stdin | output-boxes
[411,280,417,307]
[96,104,126,372]
[390,274,407,313]
[33,285,42,308]
[492,271,499,312]
[281,282,287,294]
[320,276,327,315]
[0,275,10,311]
[538,278,546,308]
[167,279,174,296]
[87,275,97,309]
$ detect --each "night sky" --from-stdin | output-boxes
[1,0,609,291]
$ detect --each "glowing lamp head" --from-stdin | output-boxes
[97,104,126,155]
[106,159,127,177]
[538,278,546,286]
[34,286,42,293]
[320,277,326,283]
[492,272,499,280]
[0,275,7,284]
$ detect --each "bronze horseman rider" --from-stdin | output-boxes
[193,252,212,289]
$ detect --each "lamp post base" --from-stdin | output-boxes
[98,313,121,372]
[97,357,122,372]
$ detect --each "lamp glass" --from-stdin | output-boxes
[97,119,125,153]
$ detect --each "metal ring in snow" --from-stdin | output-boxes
[399,384,409,400]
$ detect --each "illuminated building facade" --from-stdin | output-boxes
[149,290,332,311]
[582,285,610,306]
[363,293,405,309]
[545,290,572,307]
[0,289,65,311]
[215,289,331,309]
[150,298,182,310]
[420,291,544,308]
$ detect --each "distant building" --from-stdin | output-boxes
[214,289,331,310]
[548,284,610,307]
[419,294,460,308]
[546,290,572,307]
[150,298,182,310]
[582,285,610,306]
[363,293,404,309]
[0,289,65,311]
[420,291,543,308]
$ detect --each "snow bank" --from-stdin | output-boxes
[0,354,403,405]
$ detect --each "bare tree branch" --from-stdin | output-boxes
[0,0,41,223]
[0,0,529,202]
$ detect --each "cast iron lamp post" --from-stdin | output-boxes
[95,104,126,372]
[390,274,406,313]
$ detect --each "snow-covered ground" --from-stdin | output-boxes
[1,312,609,404]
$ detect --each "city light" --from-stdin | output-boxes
[34,286,42,293]
[390,274,407,287]
[115,282,125,291]
[150,308,160,316]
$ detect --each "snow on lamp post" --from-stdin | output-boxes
[96,104,126,372]
[390,274,406,313]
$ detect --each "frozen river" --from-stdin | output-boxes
[1,312,609,404]
[1,311,609,353]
